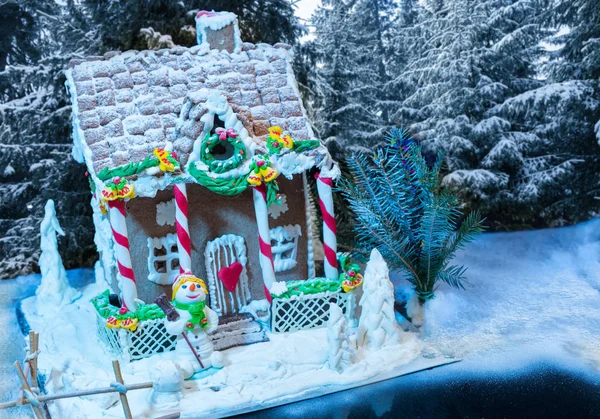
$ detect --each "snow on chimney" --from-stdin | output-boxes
[195,11,242,54]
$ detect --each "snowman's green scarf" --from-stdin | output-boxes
[173,300,207,330]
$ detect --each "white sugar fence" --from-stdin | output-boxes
[95,314,177,362]
[95,289,356,360]
[271,289,355,333]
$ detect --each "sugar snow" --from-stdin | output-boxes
[394,218,600,371]
[19,288,421,418]
[10,219,600,417]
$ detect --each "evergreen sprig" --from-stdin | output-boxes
[338,128,486,302]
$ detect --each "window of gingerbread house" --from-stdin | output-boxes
[147,233,180,285]
[270,224,302,272]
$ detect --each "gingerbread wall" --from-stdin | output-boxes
[124,175,310,305]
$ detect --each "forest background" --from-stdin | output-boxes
[0,0,598,278]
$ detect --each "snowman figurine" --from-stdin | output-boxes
[165,274,224,378]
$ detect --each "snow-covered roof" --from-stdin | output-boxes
[65,41,318,175]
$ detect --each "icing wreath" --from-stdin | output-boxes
[200,128,247,174]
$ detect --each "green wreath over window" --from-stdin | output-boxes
[200,128,247,174]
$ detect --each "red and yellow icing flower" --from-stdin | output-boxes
[101,176,135,201]
[106,316,139,332]
[153,147,180,172]
[266,126,294,154]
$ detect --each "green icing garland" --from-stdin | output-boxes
[293,139,321,153]
[188,162,249,195]
[271,277,342,299]
[200,133,247,174]
[91,289,165,321]
[97,155,159,181]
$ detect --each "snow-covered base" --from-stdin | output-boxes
[20,285,426,418]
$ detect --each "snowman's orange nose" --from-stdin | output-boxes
[189,283,196,292]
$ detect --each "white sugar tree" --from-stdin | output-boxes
[357,249,402,350]
[36,200,80,313]
[327,303,355,373]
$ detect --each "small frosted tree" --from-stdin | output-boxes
[327,303,355,372]
[357,249,402,349]
[36,200,80,312]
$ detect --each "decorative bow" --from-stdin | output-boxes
[247,155,278,186]
[215,127,239,141]
[196,10,219,19]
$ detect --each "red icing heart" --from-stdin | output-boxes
[218,262,243,292]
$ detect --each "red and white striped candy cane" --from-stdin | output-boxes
[174,183,192,274]
[315,172,338,279]
[107,200,138,312]
[252,184,276,302]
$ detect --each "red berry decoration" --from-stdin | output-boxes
[119,307,128,314]
[257,160,265,167]
[348,270,356,277]
[273,142,280,147]
[186,322,193,329]
[113,177,121,185]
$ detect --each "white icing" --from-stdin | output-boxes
[148,360,183,409]
[239,298,270,319]
[319,161,341,180]
[91,193,115,288]
[269,224,301,273]
[65,69,104,194]
[155,199,175,226]
[131,172,194,198]
[302,172,316,278]
[36,200,81,313]
[147,233,180,285]
[204,234,251,315]
[327,303,356,373]
[268,194,288,219]
[184,91,254,171]
[274,151,319,180]
[269,281,288,296]
[195,11,242,53]
[357,249,403,349]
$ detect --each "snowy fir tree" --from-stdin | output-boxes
[0,0,98,278]
[339,129,485,307]
[36,200,80,313]
[326,303,355,372]
[308,0,393,150]
[486,0,600,225]
[357,248,402,348]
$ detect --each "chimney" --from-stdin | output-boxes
[195,11,242,54]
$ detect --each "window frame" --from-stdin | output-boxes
[147,233,180,285]
[269,224,302,273]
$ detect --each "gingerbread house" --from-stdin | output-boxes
[66,11,344,341]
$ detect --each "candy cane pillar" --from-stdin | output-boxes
[107,200,138,311]
[174,183,192,274]
[252,184,276,302]
[316,173,338,279]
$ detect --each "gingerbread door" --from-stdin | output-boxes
[204,234,251,315]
